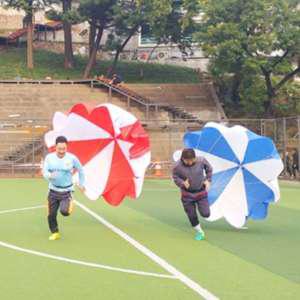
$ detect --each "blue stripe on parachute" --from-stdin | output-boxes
[242,167,275,220]
[184,128,240,163]
[208,167,239,206]
[243,131,280,164]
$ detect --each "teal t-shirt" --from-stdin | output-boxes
[42,152,85,192]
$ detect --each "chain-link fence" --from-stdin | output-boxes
[146,117,300,180]
[0,117,299,180]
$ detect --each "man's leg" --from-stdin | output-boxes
[48,190,60,233]
[182,200,199,227]
[182,199,205,240]
[292,167,297,179]
[59,191,73,217]
[196,198,211,219]
[193,198,210,240]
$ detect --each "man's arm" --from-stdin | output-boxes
[73,156,85,189]
[203,158,213,182]
[203,158,213,190]
[172,166,189,189]
[42,156,52,180]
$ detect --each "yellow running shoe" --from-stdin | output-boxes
[49,232,61,241]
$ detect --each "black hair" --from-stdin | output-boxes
[181,148,196,160]
[55,136,68,145]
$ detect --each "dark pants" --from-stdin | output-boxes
[292,165,298,177]
[47,189,73,233]
[182,198,210,227]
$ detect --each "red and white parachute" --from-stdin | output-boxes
[45,103,151,206]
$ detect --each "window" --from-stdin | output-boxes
[140,24,157,46]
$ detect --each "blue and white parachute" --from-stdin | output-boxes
[174,122,284,228]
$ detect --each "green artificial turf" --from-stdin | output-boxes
[0,179,299,300]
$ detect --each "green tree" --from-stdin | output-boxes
[78,0,117,78]
[1,0,54,69]
[196,0,300,116]
[274,81,300,116]
[144,0,201,61]
[104,0,173,76]
[47,1,81,69]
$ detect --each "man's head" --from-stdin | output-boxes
[181,148,196,166]
[55,136,68,158]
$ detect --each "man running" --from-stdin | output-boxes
[172,148,213,241]
[42,136,85,241]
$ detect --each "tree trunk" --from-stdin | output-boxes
[230,72,241,105]
[89,19,96,59]
[147,44,159,63]
[83,26,104,79]
[264,95,274,117]
[62,0,74,69]
[108,24,140,76]
[262,70,276,116]
[27,17,34,69]
[274,66,300,92]
[264,66,300,116]
[108,49,121,77]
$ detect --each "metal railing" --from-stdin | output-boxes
[0,79,207,121]
[91,79,165,119]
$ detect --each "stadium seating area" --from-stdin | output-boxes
[0,80,223,173]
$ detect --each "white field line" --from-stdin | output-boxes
[75,200,219,300]
[0,240,175,279]
[0,205,45,215]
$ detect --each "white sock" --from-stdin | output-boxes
[193,224,203,233]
